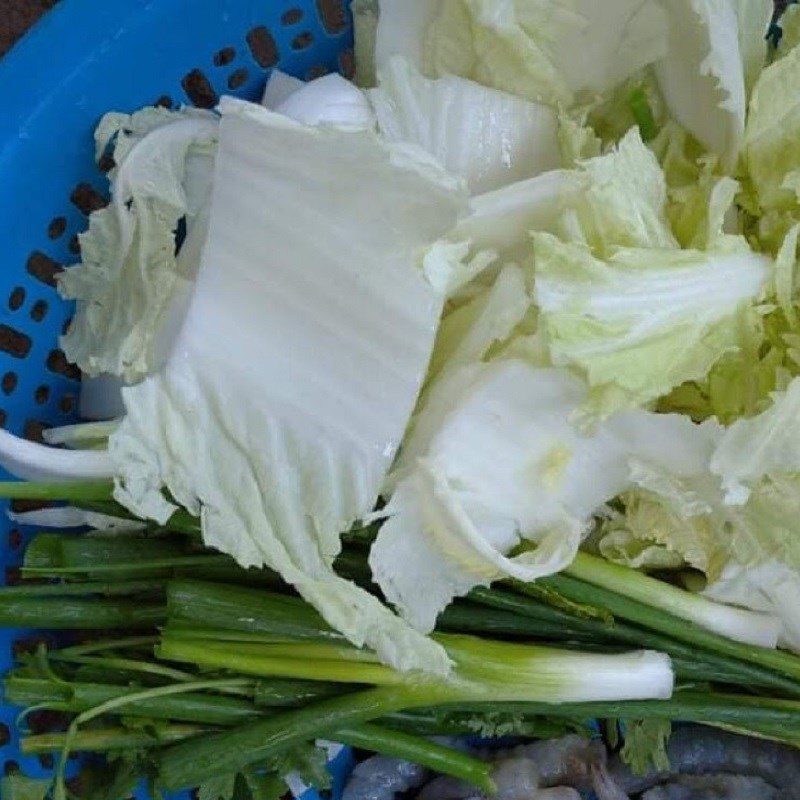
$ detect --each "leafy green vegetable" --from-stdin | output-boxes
[654,0,746,171]
[369,57,560,194]
[554,127,677,253]
[352,0,379,86]
[372,360,717,632]
[744,39,800,216]
[712,377,800,503]
[109,97,468,675]
[427,264,532,380]
[534,235,767,420]
[734,0,772,96]
[532,129,768,419]
[620,718,672,775]
[603,427,800,652]
[627,86,659,142]
[59,107,218,382]
[422,0,668,107]
[597,521,685,571]
[264,73,376,129]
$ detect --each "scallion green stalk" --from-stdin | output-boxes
[158,686,439,789]
[335,724,496,794]
[0,480,115,502]
[540,565,800,682]
[3,675,261,726]
[564,552,781,649]
[21,724,208,753]
[0,596,164,628]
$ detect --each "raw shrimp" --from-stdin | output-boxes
[640,774,785,800]
[416,758,540,800]
[591,763,631,800]
[415,738,616,800]
[497,734,606,789]
[610,725,800,792]
[415,755,581,800]
[342,756,428,800]
[415,775,580,800]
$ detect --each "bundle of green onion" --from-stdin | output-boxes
[4,483,800,800]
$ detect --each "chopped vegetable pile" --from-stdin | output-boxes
[6,1,800,799]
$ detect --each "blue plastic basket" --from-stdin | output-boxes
[0,2,355,796]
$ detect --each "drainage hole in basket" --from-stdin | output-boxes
[4,567,21,587]
[7,287,25,311]
[47,216,67,240]
[70,182,108,215]
[282,8,304,25]
[30,300,48,322]
[37,754,55,770]
[228,68,249,90]
[46,349,80,380]
[307,64,329,80]
[292,31,314,50]
[26,251,62,288]
[316,0,348,34]
[182,68,218,109]
[339,49,355,79]
[1,372,17,396]
[246,26,279,68]
[24,420,50,443]
[0,326,32,359]
[34,385,50,406]
[213,46,236,66]
[59,393,76,415]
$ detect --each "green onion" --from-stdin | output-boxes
[4,675,262,726]
[335,724,496,794]
[0,480,115,502]
[564,553,781,649]
[0,580,162,597]
[158,686,437,789]
[21,724,209,754]
[157,636,407,686]
[0,596,164,628]
[167,579,341,642]
[541,561,800,682]
[444,691,800,735]
[384,709,577,739]
[477,584,800,695]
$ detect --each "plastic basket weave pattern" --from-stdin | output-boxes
[0,1,355,796]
